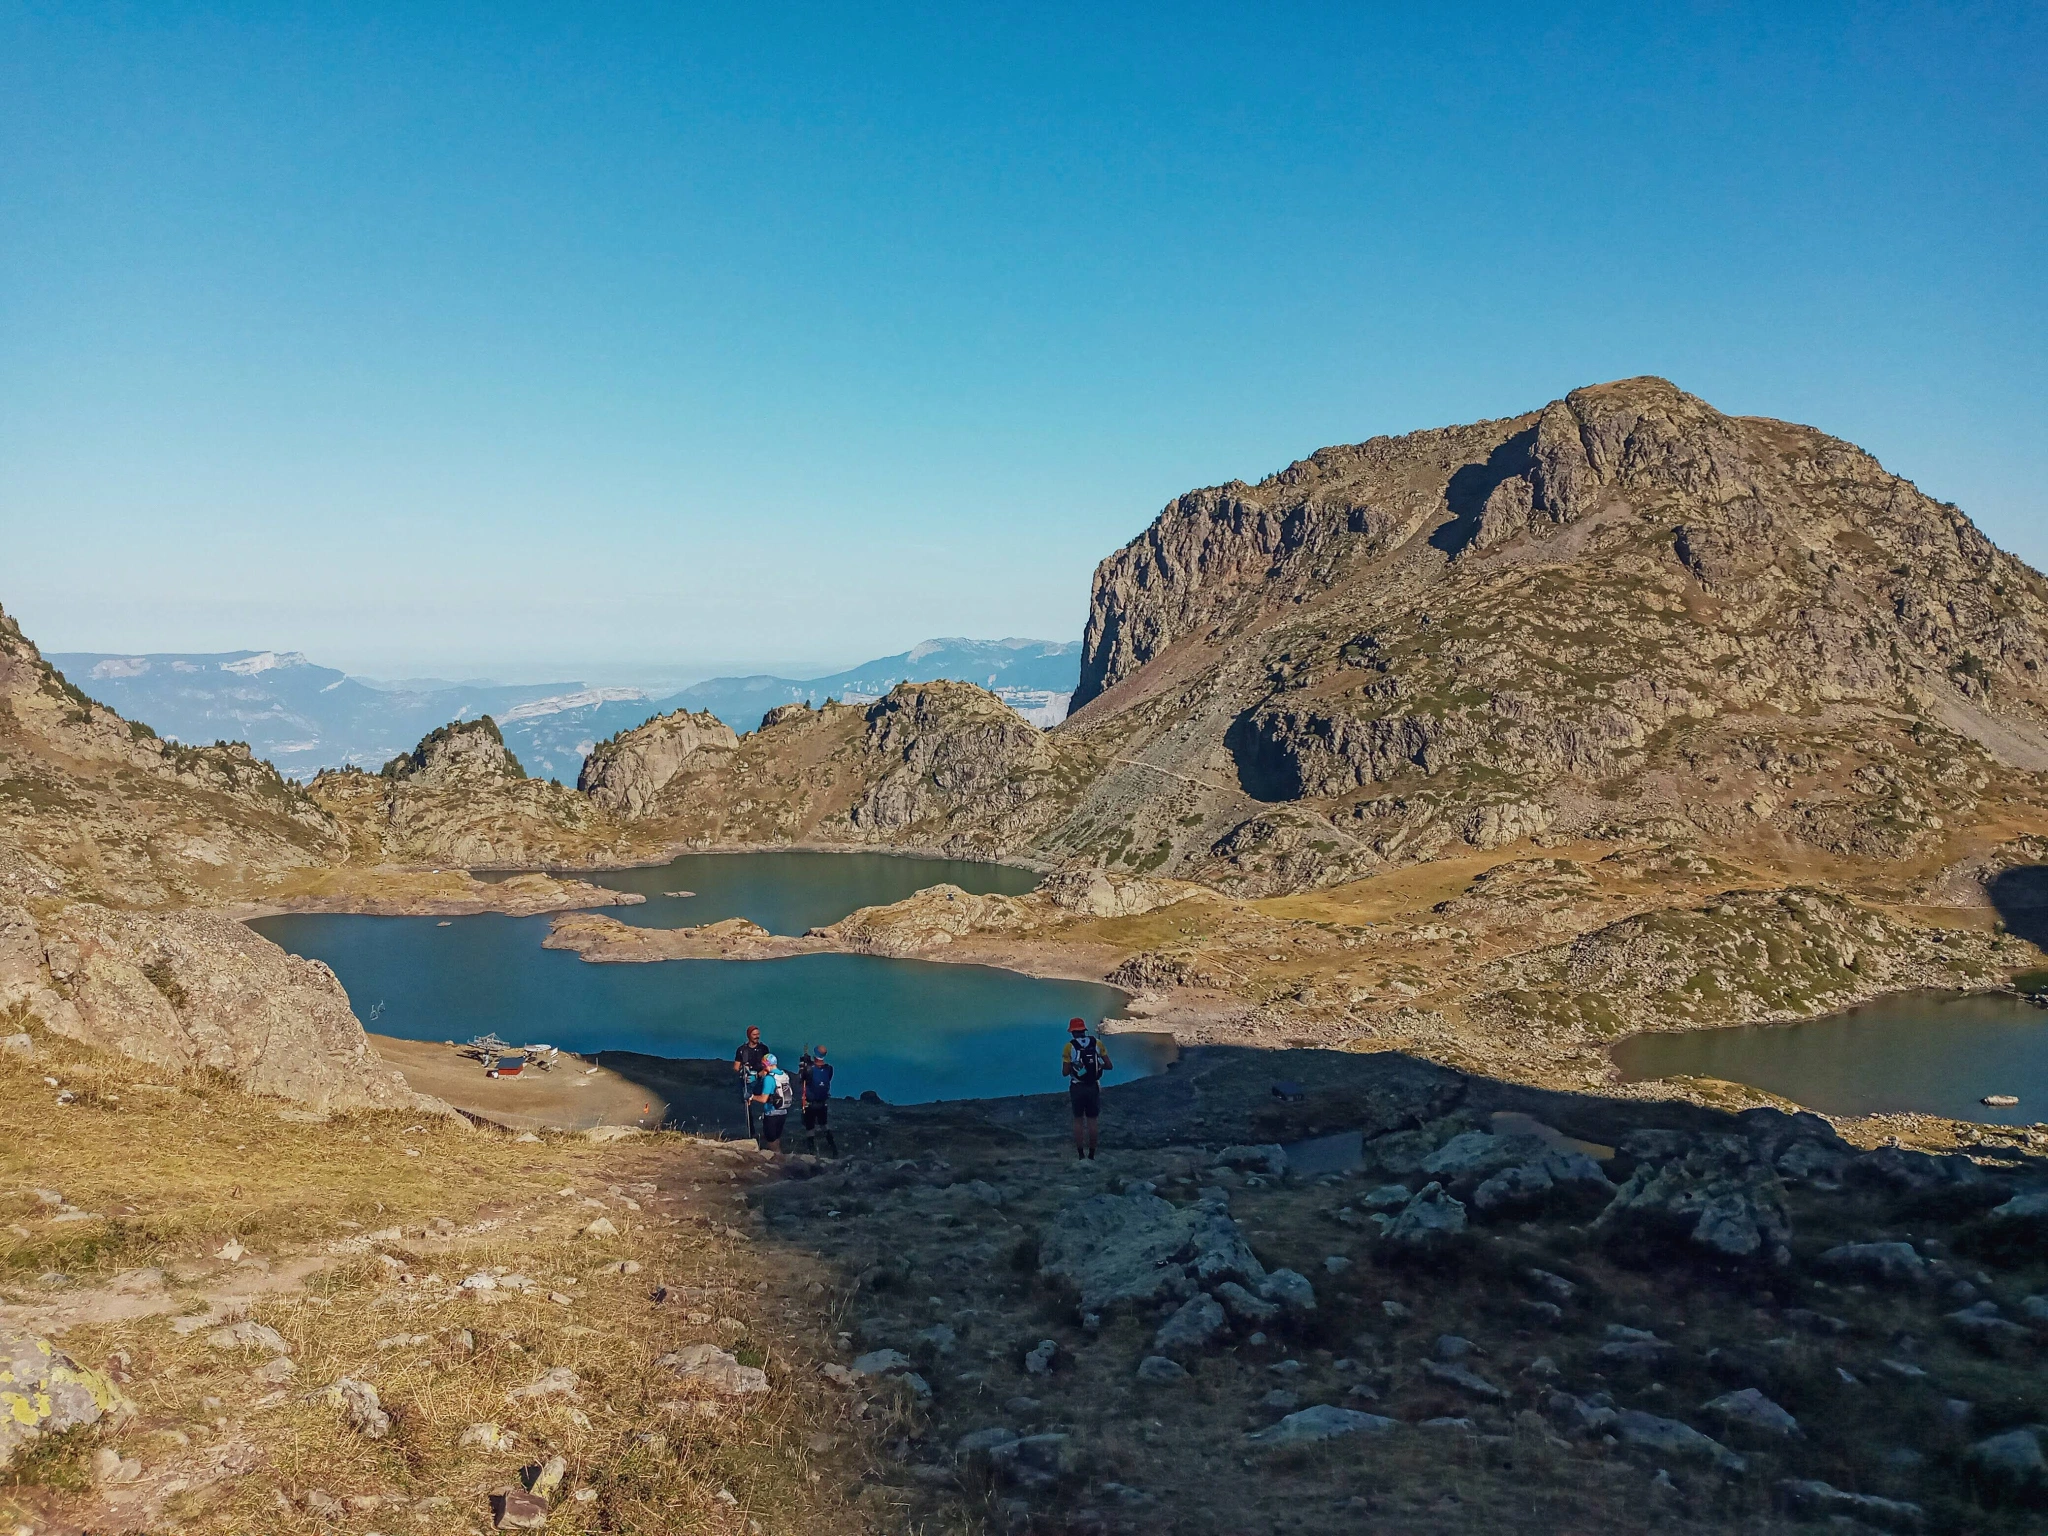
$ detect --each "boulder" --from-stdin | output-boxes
[1597,1324,1675,1368]
[1186,1207,1268,1289]
[325,1377,390,1439]
[1256,1269,1316,1319]
[1035,1193,1195,1313]
[1134,1356,1187,1384]
[1595,1137,1790,1263]
[1382,1182,1467,1246]
[1152,1294,1228,1357]
[1214,1145,1288,1178]
[1245,1405,1398,1446]
[1421,1361,1504,1401]
[1212,1281,1279,1327]
[1774,1480,1924,1531]
[206,1321,289,1355]
[1420,1131,1524,1179]
[1614,1409,1745,1473]
[1966,1425,2048,1494]
[1986,1190,2048,1231]
[1542,1391,1618,1438]
[1851,1146,1991,1197]
[1947,1301,2031,1348]
[1701,1388,1800,1437]
[1037,1190,1264,1313]
[1816,1242,1927,1285]
[506,1367,580,1402]
[955,1426,1021,1457]
[0,1324,125,1467]
[658,1344,769,1398]
[988,1432,1075,1491]
[1775,1139,1853,1185]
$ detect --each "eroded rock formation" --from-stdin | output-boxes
[578,709,738,816]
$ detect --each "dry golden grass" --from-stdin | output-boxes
[0,1028,924,1535]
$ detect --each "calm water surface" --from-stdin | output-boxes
[1611,990,2048,1126]
[492,850,1042,937]
[254,853,1153,1106]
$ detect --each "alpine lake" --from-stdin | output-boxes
[250,851,1159,1109]
[1612,988,2048,1127]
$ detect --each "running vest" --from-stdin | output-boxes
[1068,1034,1104,1084]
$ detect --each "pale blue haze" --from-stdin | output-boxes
[3,3,2042,676]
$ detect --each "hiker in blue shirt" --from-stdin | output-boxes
[751,1053,794,1155]
[800,1044,839,1158]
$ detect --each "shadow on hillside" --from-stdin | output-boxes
[1986,864,2048,953]
[1428,426,1536,558]
[594,1038,2048,1173]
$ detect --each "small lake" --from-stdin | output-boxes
[254,853,1157,1107]
[487,849,1044,937]
[1611,990,2048,1126]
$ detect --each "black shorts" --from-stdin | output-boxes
[1068,1080,1101,1118]
[761,1113,787,1142]
[803,1103,829,1129]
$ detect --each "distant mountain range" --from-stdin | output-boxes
[47,638,1082,783]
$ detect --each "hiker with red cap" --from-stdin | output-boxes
[1061,1017,1112,1160]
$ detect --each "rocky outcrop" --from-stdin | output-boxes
[578,709,738,816]
[1051,376,2048,892]
[845,683,1064,845]
[0,1323,124,1466]
[310,717,621,868]
[3,899,427,1111]
[584,682,1094,859]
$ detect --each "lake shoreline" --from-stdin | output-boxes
[1611,985,2048,1128]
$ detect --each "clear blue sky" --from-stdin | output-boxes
[4,2,2042,681]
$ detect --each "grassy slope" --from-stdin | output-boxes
[0,1027,908,1536]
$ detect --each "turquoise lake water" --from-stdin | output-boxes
[252,852,1154,1106]
[1611,990,2048,1126]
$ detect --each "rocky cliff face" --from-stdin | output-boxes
[578,709,738,816]
[592,683,1095,858]
[1050,378,2048,893]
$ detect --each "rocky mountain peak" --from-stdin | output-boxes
[382,716,526,782]
[1049,378,2048,892]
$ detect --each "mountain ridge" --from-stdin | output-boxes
[50,637,1083,783]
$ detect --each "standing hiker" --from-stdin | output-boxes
[800,1044,838,1158]
[752,1053,794,1155]
[1062,1017,1111,1160]
[733,1024,770,1145]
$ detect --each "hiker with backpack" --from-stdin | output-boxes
[733,1025,770,1146]
[800,1044,839,1158]
[751,1052,794,1155]
[1062,1017,1112,1160]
